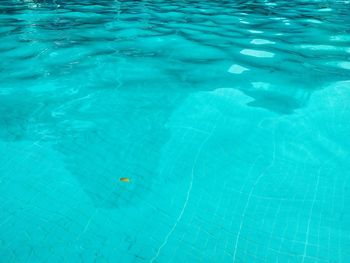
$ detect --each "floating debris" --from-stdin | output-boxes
[120,177,130,183]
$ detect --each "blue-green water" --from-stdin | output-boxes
[1,0,350,262]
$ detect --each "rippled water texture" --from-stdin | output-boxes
[1,0,350,262]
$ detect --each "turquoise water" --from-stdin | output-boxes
[1,0,350,262]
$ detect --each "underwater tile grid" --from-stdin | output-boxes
[1,0,350,262]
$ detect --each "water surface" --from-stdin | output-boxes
[1,0,350,262]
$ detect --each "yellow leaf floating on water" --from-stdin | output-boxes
[120,177,130,183]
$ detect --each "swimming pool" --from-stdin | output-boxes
[1,0,350,262]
